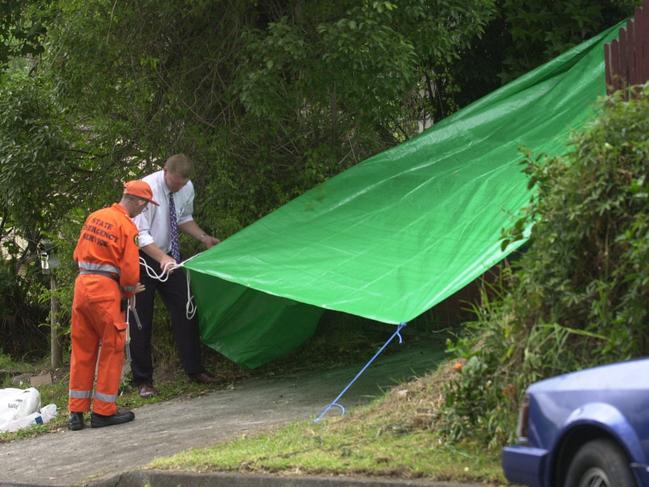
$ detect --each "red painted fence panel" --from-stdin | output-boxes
[605,0,649,97]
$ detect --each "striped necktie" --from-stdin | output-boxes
[168,192,181,261]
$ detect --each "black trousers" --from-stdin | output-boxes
[128,251,203,385]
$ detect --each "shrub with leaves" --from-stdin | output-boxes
[440,86,649,447]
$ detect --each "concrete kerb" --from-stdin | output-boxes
[87,470,484,487]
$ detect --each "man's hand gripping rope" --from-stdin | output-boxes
[140,256,180,282]
[138,256,196,319]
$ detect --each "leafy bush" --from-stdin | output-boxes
[440,86,649,447]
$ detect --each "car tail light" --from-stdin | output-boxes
[516,394,530,443]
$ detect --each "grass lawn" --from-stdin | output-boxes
[151,361,507,485]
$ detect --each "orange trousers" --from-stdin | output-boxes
[68,275,127,416]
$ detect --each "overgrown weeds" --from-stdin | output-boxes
[439,86,649,447]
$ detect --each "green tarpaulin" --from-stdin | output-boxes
[184,24,620,368]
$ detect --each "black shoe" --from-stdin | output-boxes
[90,408,135,428]
[68,412,85,431]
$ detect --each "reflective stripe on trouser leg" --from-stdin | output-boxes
[69,389,92,413]
[94,390,118,403]
[69,390,92,399]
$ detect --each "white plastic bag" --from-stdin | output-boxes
[0,387,41,431]
[40,403,57,423]
[1,403,57,433]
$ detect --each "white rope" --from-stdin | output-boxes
[185,270,197,320]
[125,305,131,347]
[139,256,179,282]
[121,304,132,385]
[138,256,197,320]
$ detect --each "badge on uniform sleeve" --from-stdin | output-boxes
[134,235,140,247]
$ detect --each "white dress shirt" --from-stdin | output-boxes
[133,170,195,253]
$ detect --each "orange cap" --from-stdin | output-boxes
[123,180,159,206]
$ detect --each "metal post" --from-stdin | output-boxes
[39,238,61,369]
[50,272,62,368]
[50,272,62,369]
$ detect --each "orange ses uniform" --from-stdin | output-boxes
[68,203,140,416]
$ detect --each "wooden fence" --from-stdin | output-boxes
[605,0,649,97]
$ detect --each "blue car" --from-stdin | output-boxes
[502,358,649,487]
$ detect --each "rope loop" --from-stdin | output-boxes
[138,256,196,320]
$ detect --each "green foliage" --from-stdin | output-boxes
[452,0,636,107]
[499,0,637,81]
[502,0,642,79]
[0,69,103,357]
[0,259,48,358]
[0,71,77,233]
[441,87,649,447]
[44,0,496,230]
[237,1,494,130]
[0,1,50,69]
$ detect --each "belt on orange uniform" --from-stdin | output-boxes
[78,269,119,281]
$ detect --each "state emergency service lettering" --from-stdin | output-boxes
[73,203,140,297]
[80,217,119,248]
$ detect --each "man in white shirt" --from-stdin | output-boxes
[130,153,220,397]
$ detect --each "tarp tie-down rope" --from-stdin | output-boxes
[127,295,143,331]
[123,301,136,384]
[314,322,407,423]
[125,302,133,354]
[139,256,197,320]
